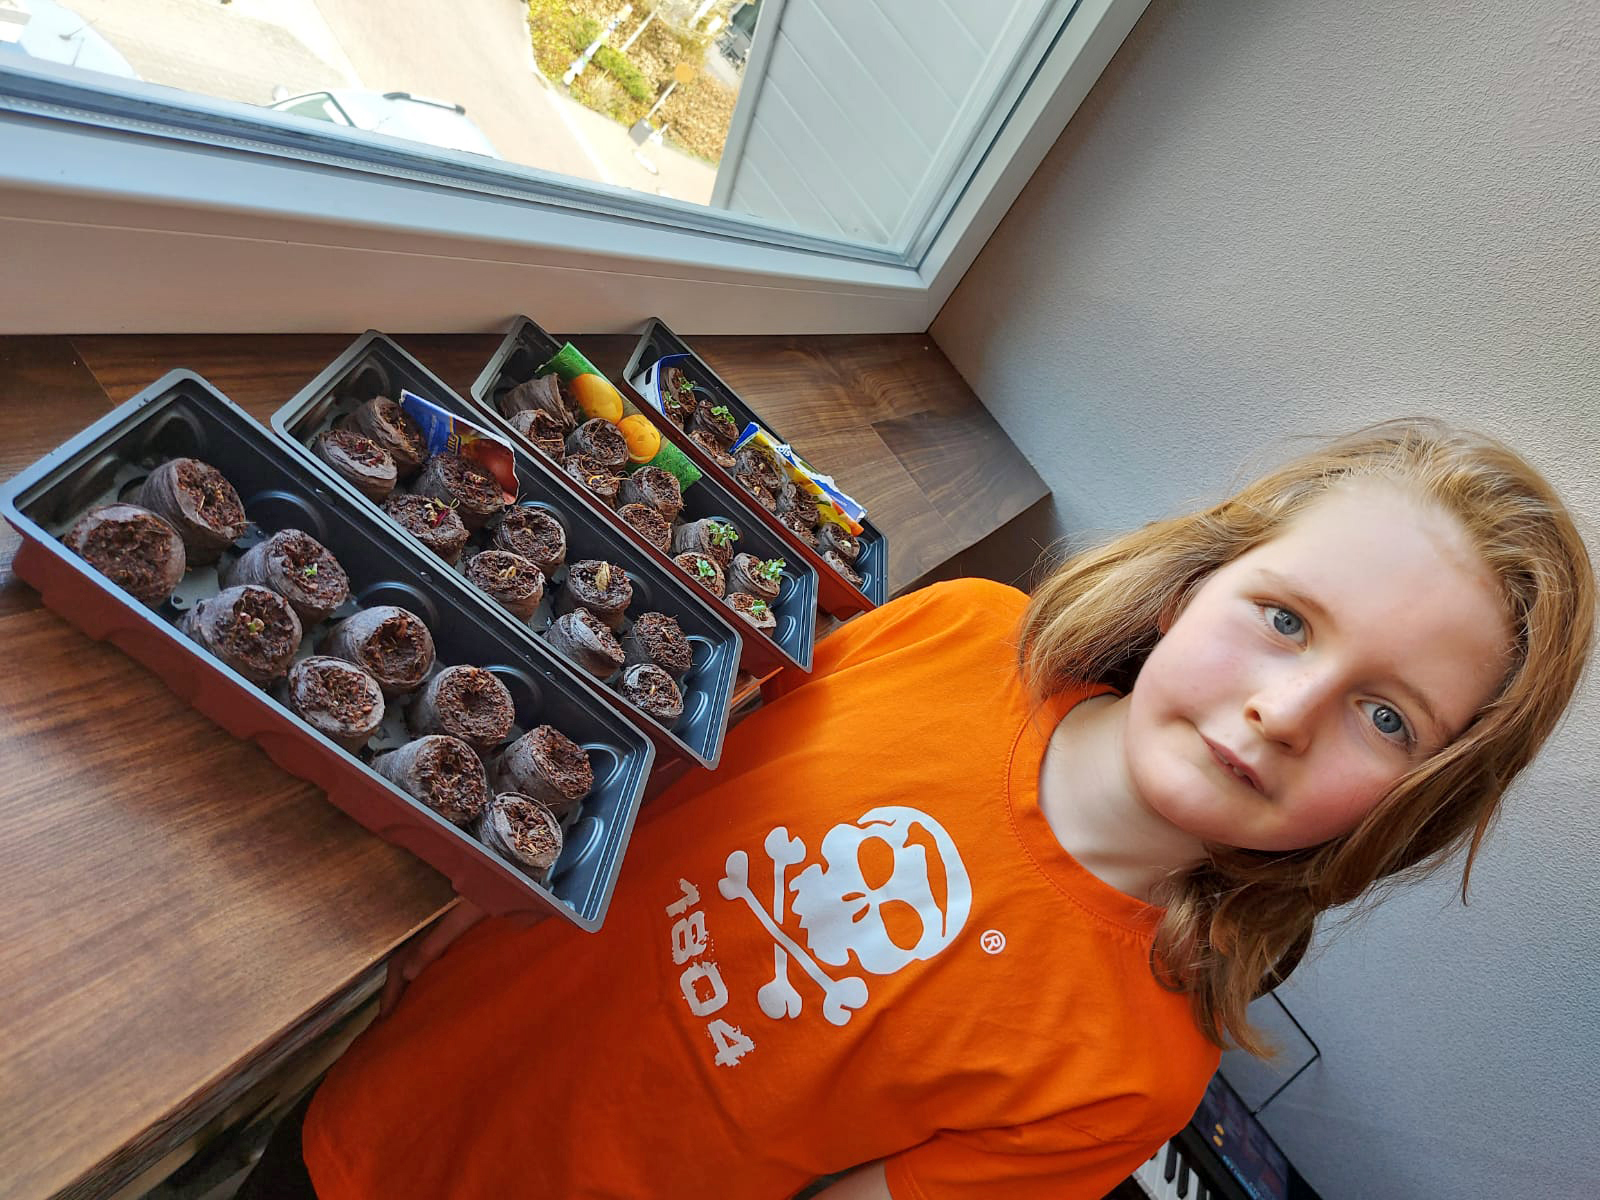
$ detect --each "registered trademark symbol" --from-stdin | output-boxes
[979,929,1006,955]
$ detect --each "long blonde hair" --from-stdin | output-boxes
[1017,419,1595,1057]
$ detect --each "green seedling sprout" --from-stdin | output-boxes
[301,563,319,579]
[756,557,786,583]
[694,557,718,581]
[711,405,733,420]
[709,522,738,548]
[750,599,769,617]
[243,616,265,635]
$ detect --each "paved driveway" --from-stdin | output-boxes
[55,0,717,202]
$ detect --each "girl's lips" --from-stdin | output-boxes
[1203,735,1264,794]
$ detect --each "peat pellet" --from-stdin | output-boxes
[726,552,784,603]
[311,429,397,501]
[564,418,627,471]
[671,517,739,566]
[503,375,577,433]
[823,549,864,589]
[476,793,564,872]
[616,466,683,522]
[465,550,546,621]
[619,662,684,727]
[411,453,505,532]
[383,494,470,565]
[544,609,623,679]
[283,656,384,752]
[621,611,693,678]
[736,476,777,513]
[617,502,671,554]
[733,445,783,490]
[672,550,725,599]
[563,454,621,507]
[132,458,248,566]
[325,605,436,696]
[62,502,186,606]
[374,734,491,826]
[180,584,302,685]
[556,559,633,631]
[407,664,516,752]
[338,396,427,478]
[508,409,567,463]
[222,528,351,627]
[776,480,820,526]
[777,512,818,548]
[818,523,860,563]
[495,725,593,817]
[726,591,777,635]
[488,506,567,575]
[688,429,736,471]
[660,364,699,427]
[689,403,739,447]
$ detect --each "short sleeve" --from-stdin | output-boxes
[762,577,1029,704]
[883,1117,1164,1200]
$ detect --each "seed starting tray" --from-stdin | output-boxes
[469,316,819,676]
[620,317,888,617]
[0,371,656,930]
[270,331,745,770]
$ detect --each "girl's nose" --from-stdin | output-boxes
[1244,669,1332,754]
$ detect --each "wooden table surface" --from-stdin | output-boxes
[0,331,1045,1200]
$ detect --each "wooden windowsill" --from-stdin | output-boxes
[0,331,1046,1200]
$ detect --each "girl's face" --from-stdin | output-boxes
[1124,482,1512,852]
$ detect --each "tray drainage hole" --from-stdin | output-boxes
[552,815,604,881]
[684,687,711,729]
[583,742,625,794]
[686,634,716,673]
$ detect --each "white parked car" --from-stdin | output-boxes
[268,87,499,159]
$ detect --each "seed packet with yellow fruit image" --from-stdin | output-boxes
[536,344,702,493]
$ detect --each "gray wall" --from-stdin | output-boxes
[929,1,1600,1198]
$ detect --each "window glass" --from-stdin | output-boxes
[0,0,1056,249]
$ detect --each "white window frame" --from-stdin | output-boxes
[0,0,1149,336]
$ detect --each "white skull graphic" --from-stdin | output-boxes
[789,806,971,975]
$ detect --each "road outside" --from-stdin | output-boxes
[52,0,721,203]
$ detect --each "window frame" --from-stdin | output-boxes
[0,0,1149,335]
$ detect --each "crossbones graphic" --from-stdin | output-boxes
[719,828,868,1026]
[717,810,971,1028]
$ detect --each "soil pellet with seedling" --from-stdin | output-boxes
[374,734,491,826]
[222,528,351,627]
[465,550,546,621]
[180,583,302,685]
[338,396,427,478]
[132,458,248,566]
[312,429,397,501]
[382,494,471,565]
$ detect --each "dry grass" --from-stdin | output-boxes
[526,0,738,162]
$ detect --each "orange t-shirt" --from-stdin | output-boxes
[304,578,1220,1199]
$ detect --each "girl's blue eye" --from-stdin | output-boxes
[1360,700,1413,746]
[1268,606,1305,638]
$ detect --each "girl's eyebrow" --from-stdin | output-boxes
[1257,569,1447,742]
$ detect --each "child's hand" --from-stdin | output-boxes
[379,899,488,1018]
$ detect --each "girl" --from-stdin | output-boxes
[248,419,1593,1200]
